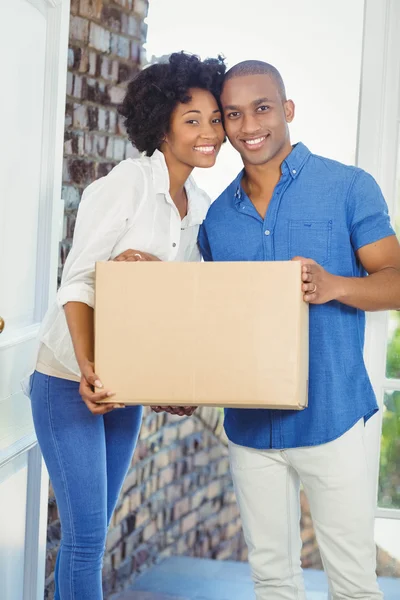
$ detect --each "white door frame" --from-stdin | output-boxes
[25,1,71,597]
[0,1,70,598]
[356,0,400,518]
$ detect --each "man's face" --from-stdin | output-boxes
[221,74,295,166]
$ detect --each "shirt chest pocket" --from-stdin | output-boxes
[288,220,332,265]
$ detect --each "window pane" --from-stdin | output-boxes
[378,391,400,509]
[386,312,400,378]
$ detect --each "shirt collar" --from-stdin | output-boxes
[282,142,310,179]
[150,149,170,194]
[233,142,311,202]
[149,148,206,226]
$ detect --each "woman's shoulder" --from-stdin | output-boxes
[103,155,149,185]
[81,155,149,200]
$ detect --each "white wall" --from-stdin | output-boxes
[146,0,365,199]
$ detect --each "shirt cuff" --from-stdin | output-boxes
[57,283,95,309]
[351,224,396,252]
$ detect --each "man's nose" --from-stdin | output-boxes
[241,114,261,135]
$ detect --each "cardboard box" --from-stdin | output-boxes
[95,261,309,409]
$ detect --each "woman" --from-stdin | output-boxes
[30,51,226,599]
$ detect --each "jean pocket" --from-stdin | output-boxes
[289,219,332,265]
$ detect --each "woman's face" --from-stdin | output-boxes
[163,88,225,169]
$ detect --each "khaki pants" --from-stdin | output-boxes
[228,420,383,600]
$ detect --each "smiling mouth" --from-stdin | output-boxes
[193,145,217,155]
[242,135,268,150]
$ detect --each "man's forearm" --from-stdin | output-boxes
[335,267,400,311]
[64,301,95,368]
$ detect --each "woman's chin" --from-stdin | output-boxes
[191,152,218,169]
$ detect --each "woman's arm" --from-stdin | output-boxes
[64,301,120,414]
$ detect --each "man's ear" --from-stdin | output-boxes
[284,99,295,123]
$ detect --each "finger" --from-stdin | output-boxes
[80,377,112,398]
[304,291,317,303]
[81,387,116,404]
[134,252,146,261]
[301,271,312,282]
[302,264,314,274]
[114,252,130,261]
[302,283,317,293]
[82,369,103,389]
[82,397,115,414]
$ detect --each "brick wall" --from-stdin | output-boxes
[61,0,148,276]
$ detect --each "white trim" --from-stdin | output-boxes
[0,433,37,469]
[376,508,400,520]
[357,0,400,519]
[24,2,70,599]
[0,324,39,350]
[383,378,400,391]
[27,0,62,13]
[34,0,71,323]
[24,446,49,600]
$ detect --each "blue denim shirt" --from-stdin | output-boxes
[198,143,395,449]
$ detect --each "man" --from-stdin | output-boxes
[198,60,400,599]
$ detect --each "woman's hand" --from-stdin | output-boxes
[151,405,197,417]
[113,249,161,262]
[79,360,124,414]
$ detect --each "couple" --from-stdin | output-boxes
[29,51,400,599]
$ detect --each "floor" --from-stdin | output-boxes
[117,556,400,599]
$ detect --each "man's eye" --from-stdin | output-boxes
[257,105,270,112]
[227,112,240,119]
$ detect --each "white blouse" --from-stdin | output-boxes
[36,149,210,378]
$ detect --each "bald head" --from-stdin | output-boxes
[224,60,287,102]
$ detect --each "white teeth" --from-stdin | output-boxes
[194,146,215,154]
[245,137,266,145]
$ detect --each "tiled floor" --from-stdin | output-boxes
[118,556,399,600]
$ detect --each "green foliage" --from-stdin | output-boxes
[378,311,400,509]
[386,311,400,379]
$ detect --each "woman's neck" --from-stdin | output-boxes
[161,148,193,201]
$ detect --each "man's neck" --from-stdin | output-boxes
[242,140,293,198]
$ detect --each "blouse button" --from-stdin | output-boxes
[172,243,177,247]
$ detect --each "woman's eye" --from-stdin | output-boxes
[186,119,199,125]
[212,118,222,124]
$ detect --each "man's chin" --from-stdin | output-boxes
[241,151,274,166]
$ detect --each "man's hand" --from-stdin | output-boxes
[113,249,161,262]
[79,360,125,414]
[151,405,198,417]
[292,257,340,304]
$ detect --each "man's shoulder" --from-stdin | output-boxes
[308,151,363,180]
[308,153,381,198]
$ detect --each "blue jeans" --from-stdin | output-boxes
[30,372,143,600]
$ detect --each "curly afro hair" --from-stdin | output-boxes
[118,51,226,156]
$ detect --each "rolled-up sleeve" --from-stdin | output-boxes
[348,170,396,252]
[57,162,140,308]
